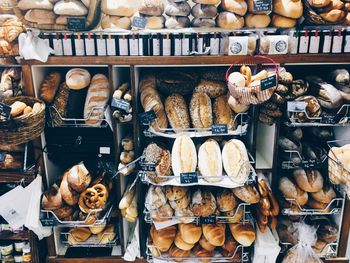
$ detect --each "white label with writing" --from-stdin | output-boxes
[228,36,248,55]
[287,101,307,112]
[106,37,116,56]
[344,35,350,53]
[62,37,73,56]
[85,38,95,56]
[332,35,343,53]
[268,35,289,55]
[309,36,320,53]
[74,38,85,56]
[182,38,190,56]
[153,38,160,56]
[129,38,139,56]
[323,34,331,53]
[197,37,204,54]
[97,38,107,56]
[299,36,309,54]
[99,147,111,155]
[138,37,144,56]
[119,38,129,56]
[174,38,182,56]
[210,37,219,55]
[53,38,63,56]
[163,38,171,56]
[289,35,298,54]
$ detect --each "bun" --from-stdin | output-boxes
[320,9,346,22]
[271,14,297,27]
[66,163,91,193]
[273,0,303,19]
[216,11,244,29]
[199,235,216,252]
[198,139,223,183]
[202,224,226,246]
[165,186,187,201]
[24,10,56,25]
[189,92,213,129]
[222,139,250,184]
[191,189,217,216]
[217,189,238,212]
[311,0,331,7]
[311,185,336,204]
[293,169,324,193]
[171,135,197,177]
[192,18,216,27]
[150,224,176,252]
[66,68,91,90]
[192,4,218,18]
[40,72,61,104]
[175,232,195,251]
[278,177,308,206]
[168,244,191,260]
[169,193,191,210]
[194,80,227,99]
[165,1,191,16]
[101,16,131,30]
[101,0,139,17]
[179,223,202,244]
[18,0,53,10]
[60,172,79,206]
[165,94,190,132]
[68,228,91,245]
[10,101,26,117]
[144,143,171,184]
[229,223,256,246]
[221,0,248,16]
[165,16,191,29]
[89,225,106,235]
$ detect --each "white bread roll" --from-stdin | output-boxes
[18,0,53,10]
[198,139,223,183]
[228,72,246,87]
[273,0,303,19]
[245,14,271,28]
[145,15,165,29]
[222,139,250,184]
[192,4,218,18]
[271,14,296,28]
[172,135,197,177]
[216,11,244,29]
[24,9,56,24]
[54,0,88,16]
[102,0,141,17]
[101,15,131,30]
[221,0,248,16]
[66,68,91,90]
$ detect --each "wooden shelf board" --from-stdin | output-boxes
[47,257,146,263]
[21,54,350,66]
[0,230,30,241]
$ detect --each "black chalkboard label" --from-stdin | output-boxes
[253,0,272,12]
[0,152,5,162]
[139,110,157,124]
[199,216,217,224]
[180,172,198,184]
[111,98,130,112]
[40,218,55,226]
[212,124,228,134]
[301,159,320,169]
[261,75,277,91]
[67,17,86,31]
[132,17,147,29]
[0,102,11,120]
[321,112,337,124]
[140,163,156,172]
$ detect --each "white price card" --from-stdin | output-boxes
[299,32,309,54]
[332,30,343,53]
[129,36,139,56]
[228,36,248,55]
[53,35,63,56]
[210,35,219,55]
[289,32,298,54]
[174,36,182,56]
[163,34,171,56]
[323,32,332,53]
[97,34,107,56]
[119,36,129,56]
[344,34,350,53]
[74,33,85,56]
[62,33,73,56]
[153,38,160,56]
[309,31,320,54]
[106,35,116,56]
[85,33,95,56]
[287,101,307,112]
[182,36,190,56]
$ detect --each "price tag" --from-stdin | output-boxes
[140,162,156,172]
[0,152,5,162]
[301,159,319,169]
[212,124,228,134]
[112,98,131,112]
[139,110,157,124]
[0,102,11,120]
[261,75,277,91]
[199,216,217,224]
[287,101,306,112]
[40,218,55,227]
[132,17,147,29]
[253,0,272,12]
[67,17,86,31]
[180,172,198,184]
[321,112,337,124]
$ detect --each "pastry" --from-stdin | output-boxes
[293,169,324,193]
[221,236,238,257]
[171,135,197,177]
[101,0,140,16]
[39,72,61,104]
[53,204,74,220]
[156,70,199,95]
[202,224,226,246]
[221,0,248,16]
[168,244,191,260]
[191,189,217,217]
[223,205,244,223]
[199,235,216,252]
[273,0,303,19]
[245,14,271,28]
[165,93,190,132]
[189,92,213,129]
[214,95,236,130]
[216,11,244,29]
[229,223,256,246]
[89,225,106,235]
[320,9,346,22]
[178,223,202,244]
[192,243,215,258]
[169,193,191,210]
[194,80,228,98]
[191,4,218,18]
[60,172,79,206]
[10,101,26,117]
[174,232,195,251]
[232,185,260,204]
[145,186,167,210]
[165,186,187,201]
[53,0,88,16]
[79,184,108,213]
[150,224,177,252]
[66,163,91,193]
[198,139,223,183]
[151,203,174,222]
[217,189,238,212]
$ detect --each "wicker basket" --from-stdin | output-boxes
[0,96,45,145]
[12,0,101,31]
[226,56,279,105]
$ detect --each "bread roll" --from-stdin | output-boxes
[271,14,296,28]
[54,0,88,16]
[222,139,250,184]
[42,184,63,210]
[193,0,220,4]
[150,224,176,252]
[165,93,190,132]
[165,186,187,201]
[202,224,226,246]
[169,193,191,210]
[68,228,91,244]
[145,15,166,29]
[66,68,91,90]
[171,135,197,177]
[217,189,238,212]
[89,225,106,235]
[189,92,213,129]
[101,0,140,16]
[245,14,271,28]
[192,4,218,18]
[198,139,223,183]
[145,185,167,210]
[192,243,215,258]
[199,235,216,252]
[293,169,324,193]
[165,1,191,16]
[60,172,79,206]
[174,232,195,251]
[228,72,246,87]
[216,11,244,29]
[273,0,303,19]
[192,18,216,27]
[18,0,53,10]
[139,0,165,16]
[306,198,329,210]
[144,143,171,184]
[179,223,202,244]
[229,223,256,246]
[311,185,336,204]
[191,189,217,216]
[24,9,56,25]
[10,101,26,117]
[165,16,191,29]
[67,163,91,193]
[194,79,228,98]
[168,244,191,260]
[311,0,331,7]
[320,9,345,22]
[228,96,250,113]
[232,185,260,204]
[214,95,236,130]
[151,203,174,222]
[278,177,308,206]
[221,0,248,16]
[101,15,131,30]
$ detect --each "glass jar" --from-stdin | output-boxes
[0,242,13,256]
[14,241,26,253]
[22,246,31,263]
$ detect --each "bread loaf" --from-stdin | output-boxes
[192,18,216,27]
[101,0,140,16]
[311,0,331,8]
[232,185,260,204]
[165,93,190,132]
[54,0,88,16]
[165,1,191,16]
[144,143,171,184]
[228,96,250,113]
[56,16,68,25]
[66,163,91,193]
[60,172,79,206]
[191,4,218,18]
[150,224,176,252]
[202,224,226,246]
[217,189,238,212]
[273,0,303,19]
[24,10,56,25]
[53,204,74,219]
[178,223,202,244]
[151,203,174,222]
[144,15,165,29]
[156,70,199,95]
[224,205,244,223]
[171,135,197,177]
[278,177,308,206]
[189,92,213,129]
[293,169,324,193]
[165,16,191,28]
[139,0,165,16]
[214,95,236,130]
[320,9,346,22]
[174,232,195,251]
[101,16,131,30]
[68,228,91,244]
[191,189,217,216]
[229,223,256,246]
[271,14,296,28]
[51,82,69,126]
[10,101,26,117]
[18,0,53,10]
[245,14,271,28]
[194,80,228,98]
[306,198,329,210]
[216,11,244,29]
[165,186,187,201]
[145,185,167,209]
[169,193,190,210]
[198,139,223,183]
[221,0,248,16]
[222,236,238,257]
[199,235,216,252]
[66,68,91,90]
[311,185,336,204]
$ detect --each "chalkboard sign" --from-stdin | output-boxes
[40,217,55,227]
[180,172,198,184]
[0,102,11,120]
[111,98,131,112]
[321,112,337,124]
[261,75,277,91]
[132,17,147,29]
[253,0,272,13]
[140,163,156,172]
[301,159,319,169]
[139,110,157,125]
[199,216,216,224]
[67,17,86,31]
[0,152,5,162]
[212,124,228,134]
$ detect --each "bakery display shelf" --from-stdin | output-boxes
[280,241,338,259]
[60,231,118,248]
[144,202,250,226]
[142,113,249,138]
[281,149,327,170]
[48,105,109,128]
[146,240,249,263]
[285,104,350,127]
[40,205,114,228]
[0,170,36,183]
[0,229,30,241]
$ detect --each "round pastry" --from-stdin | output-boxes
[192,243,215,258]
[145,186,167,210]
[150,224,177,252]
[165,16,191,29]
[42,184,63,210]
[168,244,191,259]
[192,18,216,27]
[67,163,91,193]
[172,135,197,177]
[79,184,108,213]
[198,139,223,183]
[311,185,336,204]
[199,235,216,252]
[216,189,238,212]
[202,223,226,246]
[221,0,248,16]
[53,204,74,220]
[66,68,91,90]
[165,1,191,16]
[232,185,260,204]
[151,203,174,222]
[60,172,79,206]
[223,205,244,223]
[192,4,218,18]
[293,169,324,193]
[179,223,202,244]
[229,223,256,246]
[194,80,228,98]
[245,14,271,28]
[175,232,195,251]
[189,92,213,129]
[169,193,191,210]
[216,11,244,29]
[191,189,217,217]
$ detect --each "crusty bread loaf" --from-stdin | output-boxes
[191,3,218,18]
[229,223,256,246]
[145,15,166,29]
[144,143,171,184]
[166,1,191,16]
[245,14,271,28]
[66,163,91,193]
[165,93,190,132]
[193,0,220,4]
[150,224,176,252]
[311,185,336,204]
[189,92,213,129]
[24,9,56,25]
[171,135,197,177]
[273,0,303,19]
[198,139,223,183]
[139,0,165,16]
[271,14,296,28]
[83,74,110,125]
[66,68,91,90]
[278,177,308,206]
[165,16,191,29]
[178,223,202,244]
[102,0,140,16]
[165,186,187,201]
[293,169,324,193]
[202,224,226,246]
[18,0,53,10]
[194,80,228,98]
[101,15,131,30]
[169,193,190,210]
[191,189,217,216]
[221,0,248,16]
[214,95,236,130]
[54,0,88,16]
[216,11,244,29]
[232,185,260,204]
[217,189,238,212]
[192,18,216,27]
[151,203,174,222]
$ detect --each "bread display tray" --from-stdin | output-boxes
[281,148,327,170]
[143,113,249,138]
[286,103,350,127]
[60,229,118,248]
[146,239,249,263]
[280,241,337,259]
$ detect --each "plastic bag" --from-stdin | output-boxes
[282,222,322,263]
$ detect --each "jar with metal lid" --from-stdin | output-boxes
[14,253,23,263]
[14,241,26,253]
[0,242,13,256]
[22,246,31,263]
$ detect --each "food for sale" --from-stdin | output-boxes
[174,231,195,251]
[112,83,133,122]
[165,16,191,28]
[193,0,220,3]
[179,223,202,244]
[101,0,139,16]
[79,184,108,213]
[42,184,63,210]
[97,224,116,244]
[278,177,308,206]
[169,193,190,210]
[202,223,226,246]
[66,162,91,193]
[273,0,303,19]
[189,92,213,129]
[198,139,223,183]
[194,80,228,98]
[199,235,216,252]
[171,135,197,177]
[316,219,338,243]
[328,144,350,185]
[245,14,271,28]
[232,185,260,204]
[145,186,167,209]
[277,219,299,244]
[60,172,79,206]
[156,70,199,96]
[39,72,62,104]
[216,189,238,212]
[214,95,236,130]
[168,244,191,259]
[271,14,297,27]
[306,198,329,210]
[54,0,88,16]
[229,223,256,246]
[165,186,187,201]
[166,1,191,16]
[0,67,21,98]
[165,93,190,131]
[191,189,216,216]
[17,0,53,10]
[139,0,164,16]
[221,0,248,16]
[51,82,69,126]
[67,228,91,245]
[191,3,217,18]
[329,69,349,87]
[89,225,105,235]
[10,101,26,117]
[192,243,215,258]
[119,183,137,222]
[101,16,131,30]
[311,185,337,204]
[293,169,324,193]
[216,11,244,29]
[0,153,22,169]
[289,95,322,123]
[24,9,56,24]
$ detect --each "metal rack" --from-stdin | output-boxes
[280,242,338,259]
[60,230,118,248]
[281,149,327,169]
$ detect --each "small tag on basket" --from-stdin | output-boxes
[140,163,156,172]
[139,110,157,125]
[261,75,277,91]
[301,159,319,169]
[111,98,130,112]
[321,112,337,124]
[0,102,11,120]
[212,124,228,134]
[287,101,307,112]
[180,172,198,184]
[0,152,5,162]
[199,216,216,224]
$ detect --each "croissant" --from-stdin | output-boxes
[0,39,19,56]
[0,18,24,42]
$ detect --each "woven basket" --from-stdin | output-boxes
[226,56,279,105]
[12,0,101,31]
[0,96,45,145]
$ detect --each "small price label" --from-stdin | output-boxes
[261,75,277,91]
[301,159,316,169]
[132,17,147,29]
[139,110,157,125]
[140,161,156,172]
[199,216,217,224]
[321,112,337,124]
[67,17,86,31]
[180,172,198,184]
[212,124,228,134]
[112,98,131,112]
[0,152,5,162]
[287,101,307,112]
[253,0,272,12]
[41,219,55,226]
[0,102,11,120]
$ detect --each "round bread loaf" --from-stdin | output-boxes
[139,0,165,16]
[221,0,248,16]
[145,15,165,29]
[151,203,174,222]
[216,189,238,212]
[165,93,190,132]
[245,14,271,28]
[191,4,218,18]
[191,189,217,216]
[189,92,213,129]
[193,0,220,3]
[145,186,167,210]
[192,18,216,27]
[101,15,132,30]
[271,14,296,28]
[66,68,91,90]
[311,185,336,204]
[273,0,303,19]
[214,96,236,130]
[165,1,191,16]
[194,79,228,98]
[278,177,308,206]
[202,224,226,246]
[229,223,255,246]
[293,169,324,193]
[216,11,244,29]
[198,139,223,183]
[179,223,202,244]
[101,0,140,17]
[165,186,188,201]
[232,185,260,204]
[54,0,88,16]
[66,163,91,193]
[156,70,199,95]
[165,16,191,28]
[171,135,197,177]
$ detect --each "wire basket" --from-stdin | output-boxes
[226,55,279,105]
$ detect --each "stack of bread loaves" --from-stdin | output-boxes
[136,0,166,29]
[117,136,136,176]
[165,0,191,29]
[216,0,245,29]
[307,0,350,24]
[272,0,303,27]
[245,0,271,28]
[192,0,219,28]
